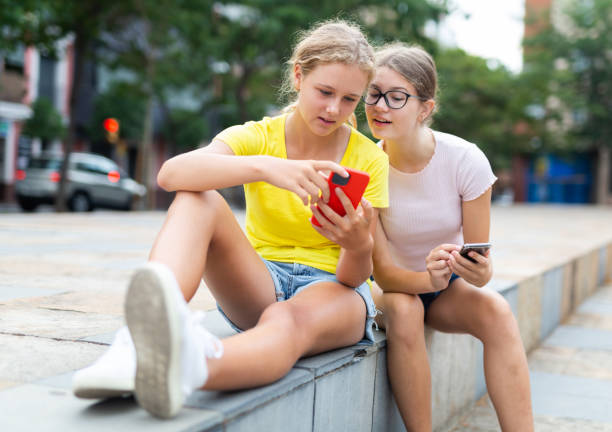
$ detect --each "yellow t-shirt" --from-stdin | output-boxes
[214,113,389,274]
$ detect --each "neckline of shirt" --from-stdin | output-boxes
[384,129,439,177]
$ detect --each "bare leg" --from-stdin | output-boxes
[426,280,534,432]
[204,281,366,390]
[372,284,431,432]
[148,190,276,329]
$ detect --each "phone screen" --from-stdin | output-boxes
[459,243,491,263]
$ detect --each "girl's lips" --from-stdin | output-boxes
[318,117,336,124]
[373,119,391,125]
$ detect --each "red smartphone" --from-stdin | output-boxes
[311,167,370,227]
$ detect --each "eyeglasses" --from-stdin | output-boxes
[362,89,427,109]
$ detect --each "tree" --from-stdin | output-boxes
[432,48,530,171]
[97,0,216,208]
[88,81,146,145]
[207,1,448,127]
[1,0,131,211]
[523,0,612,202]
[22,97,66,144]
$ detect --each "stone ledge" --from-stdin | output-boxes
[8,243,610,432]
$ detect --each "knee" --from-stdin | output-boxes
[258,302,304,357]
[383,293,424,345]
[473,292,519,342]
[170,190,227,218]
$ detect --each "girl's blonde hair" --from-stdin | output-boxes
[281,20,375,127]
[375,42,438,124]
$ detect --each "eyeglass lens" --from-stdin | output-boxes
[364,90,408,109]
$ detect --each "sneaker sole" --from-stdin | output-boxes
[125,263,183,419]
[73,381,133,399]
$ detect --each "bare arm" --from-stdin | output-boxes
[371,216,448,294]
[157,140,348,205]
[334,204,377,287]
[158,140,261,191]
[447,187,493,287]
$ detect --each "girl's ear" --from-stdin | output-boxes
[420,99,436,123]
[293,64,302,91]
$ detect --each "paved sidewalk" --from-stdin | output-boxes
[449,283,612,431]
[1,205,612,431]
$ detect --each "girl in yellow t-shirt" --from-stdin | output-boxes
[72,20,388,419]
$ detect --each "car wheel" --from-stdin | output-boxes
[69,192,93,212]
[17,196,39,212]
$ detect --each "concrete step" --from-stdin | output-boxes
[2,206,612,431]
[448,285,612,431]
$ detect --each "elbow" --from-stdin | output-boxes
[157,160,174,191]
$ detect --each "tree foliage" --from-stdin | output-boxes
[204,0,448,127]
[22,97,65,142]
[523,0,612,152]
[88,82,146,144]
[432,49,530,170]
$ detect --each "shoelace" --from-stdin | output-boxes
[190,311,224,359]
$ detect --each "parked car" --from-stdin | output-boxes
[15,152,146,212]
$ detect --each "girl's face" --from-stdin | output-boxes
[294,63,368,136]
[365,66,432,141]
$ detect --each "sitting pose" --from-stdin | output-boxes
[71,20,389,419]
[364,43,534,431]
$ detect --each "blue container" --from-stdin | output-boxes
[526,154,592,203]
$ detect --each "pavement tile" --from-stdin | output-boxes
[544,325,612,351]
[530,371,612,424]
[2,290,126,315]
[528,345,612,381]
[0,334,107,383]
[577,294,612,315]
[532,416,612,432]
[0,285,67,302]
[0,304,123,339]
[449,395,612,431]
[0,384,222,432]
[567,312,612,332]
[0,380,19,390]
[81,330,117,344]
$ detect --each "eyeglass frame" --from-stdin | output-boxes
[362,88,428,109]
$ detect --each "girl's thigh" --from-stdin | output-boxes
[199,194,277,330]
[425,278,505,335]
[287,281,367,356]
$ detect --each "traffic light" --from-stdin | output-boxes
[103,118,120,143]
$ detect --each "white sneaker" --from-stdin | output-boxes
[125,262,223,419]
[72,326,135,399]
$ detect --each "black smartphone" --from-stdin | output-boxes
[459,242,492,263]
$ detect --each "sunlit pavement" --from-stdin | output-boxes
[1,205,612,431]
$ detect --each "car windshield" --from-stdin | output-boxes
[28,158,62,170]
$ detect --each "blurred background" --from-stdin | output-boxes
[0,0,610,211]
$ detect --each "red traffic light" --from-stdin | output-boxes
[103,118,119,134]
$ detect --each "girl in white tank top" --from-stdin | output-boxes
[364,43,534,431]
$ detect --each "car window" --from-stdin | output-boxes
[28,158,62,170]
[75,157,118,175]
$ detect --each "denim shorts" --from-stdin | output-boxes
[418,273,460,312]
[217,259,377,345]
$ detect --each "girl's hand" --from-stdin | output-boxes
[448,249,492,287]
[310,191,374,252]
[263,157,348,206]
[426,244,461,292]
